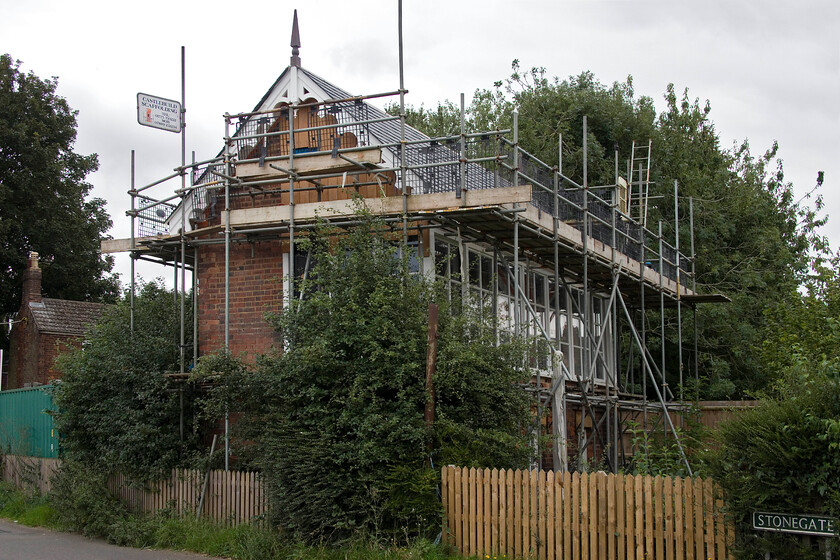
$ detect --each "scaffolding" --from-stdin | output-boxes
[105,8,708,474]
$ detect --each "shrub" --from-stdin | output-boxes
[199,214,533,544]
[48,460,132,538]
[53,280,200,480]
[705,360,840,558]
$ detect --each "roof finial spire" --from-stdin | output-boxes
[290,9,301,68]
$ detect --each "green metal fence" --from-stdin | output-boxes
[0,386,59,458]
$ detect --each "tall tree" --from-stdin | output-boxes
[394,62,829,398]
[761,256,840,372]
[0,54,119,347]
[653,87,827,396]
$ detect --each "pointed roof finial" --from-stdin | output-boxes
[290,9,301,68]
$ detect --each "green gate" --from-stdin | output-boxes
[0,386,59,458]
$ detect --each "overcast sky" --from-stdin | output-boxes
[3,0,838,286]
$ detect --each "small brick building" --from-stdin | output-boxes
[6,253,105,389]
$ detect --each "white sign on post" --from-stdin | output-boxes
[753,511,836,537]
[137,93,182,133]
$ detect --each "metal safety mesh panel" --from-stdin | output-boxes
[137,196,175,238]
[401,135,508,194]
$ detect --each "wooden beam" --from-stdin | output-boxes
[101,225,222,254]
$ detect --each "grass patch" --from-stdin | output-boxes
[17,503,57,526]
[0,482,58,528]
[148,518,281,560]
[281,539,455,560]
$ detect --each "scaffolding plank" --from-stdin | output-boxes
[101,236,167,253]
[228,185,532,227]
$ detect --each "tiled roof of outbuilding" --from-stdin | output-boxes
[28,298,105,336]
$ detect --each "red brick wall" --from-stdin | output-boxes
[39,334,82,385]
[7,310,81,389]
[6,310,32,389]
[197,238,286,358]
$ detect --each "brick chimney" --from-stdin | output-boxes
[22,251,42,305]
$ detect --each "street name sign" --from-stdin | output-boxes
[752,511,836,537]
[137,93,182,133]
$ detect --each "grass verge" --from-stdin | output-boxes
[0,482,58,527]
[0,482,459,560]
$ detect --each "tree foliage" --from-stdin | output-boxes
[762,257,840,372]
[53,281,197,479]
[654,90,827,396]
[393,61,830,398]
[0,54,119,349]
[194,214,532,544]
[705,362,840,558]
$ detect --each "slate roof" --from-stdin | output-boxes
[302,67,429,143]
[28,298,105,336]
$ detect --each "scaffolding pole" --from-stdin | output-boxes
[130,150,136,336]
[288,103,297,308]
[513,111,520,339]
[581,115,590,469]
[690,196,699,399]
[179,47,187,448]
[398,0,408,242]
[552,135,567,472]
[223,114,232,472]
[192,151,198,365]
[675,180,683,404]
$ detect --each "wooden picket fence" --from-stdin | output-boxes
[442,466,734,560]
[108,468,267,526]
[1,455,267,526]
[2,454,60,494]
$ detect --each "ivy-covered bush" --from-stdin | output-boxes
[705,360,840,559]
[196,215,533,544]
[53,280,199,479]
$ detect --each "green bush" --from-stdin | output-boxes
[48,459,132,539]
[1,474,463,560]
[53,280,200,480]
[197,214,533,544]
[705,360,840,558]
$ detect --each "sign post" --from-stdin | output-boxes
[136,93,182,133]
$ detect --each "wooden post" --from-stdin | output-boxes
[425,303,439,440]
[196,434,217,521]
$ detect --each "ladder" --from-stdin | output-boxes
[629,139,652,227]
